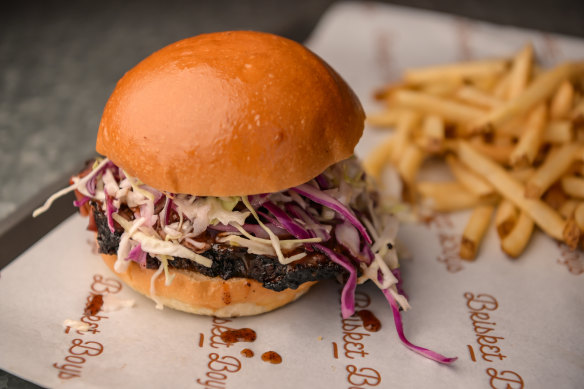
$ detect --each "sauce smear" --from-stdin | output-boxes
[220,328,257,344]
[85,294,104,316]
[261,351,282,364]
[356,310,381,332]
[241,349,254,358]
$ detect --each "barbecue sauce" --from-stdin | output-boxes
[356,309,381,332]
[220,328,257,344]
[240,349,254,358]
[261,351,282,364]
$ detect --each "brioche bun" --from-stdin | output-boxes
[101,254,316,317]
[96,30,364,196]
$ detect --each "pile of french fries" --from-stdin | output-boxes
[365,44,584,260]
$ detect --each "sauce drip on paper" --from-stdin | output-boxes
[241,348,254,358]
[261,351,282,364]
[356,310,381,332]
[220,328,257,344]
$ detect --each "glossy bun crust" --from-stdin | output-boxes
[101,254,316,317]
[96,31,364,196]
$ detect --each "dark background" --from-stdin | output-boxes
[1,0,583,387]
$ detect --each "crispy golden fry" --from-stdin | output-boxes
[550,81,575,119]
[524,143,582,198]
[460,204,495,260]
[367,109,404,128]
[571,100,584,122]
[473,62,584,131]
[446,155,494,197]
[420,81,461,97]
[417,181,488,212]
[404,59,509,85]
[457,140,576,247]
[391,111,420,163]
[373,82,408,100]
[507,44,533,99]
[422,115,445,153]
[369,52,584,259]
[543,183,569,210]
[509,104,547,167]
[495,114,525,137]
[509,167,535,183]
[493,71,511,100]
[543,120,573,143]
[362,135,394,180]
[390,90,485,125]
[559,199,578,219]
[468,139,514,165]
[561,175,584,198]
[495,199,518,238]
[398,143,425,185]
[574,202,584,231]
[455,85,504,109]
[501,211,534,258]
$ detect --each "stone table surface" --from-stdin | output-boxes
[1,0,583,387]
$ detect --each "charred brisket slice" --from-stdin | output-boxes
[93,202,345,291]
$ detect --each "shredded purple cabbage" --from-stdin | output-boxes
[263,202,312,240]
[286,204,331,241]
[73,196,90,208]
[292,184,372,244]
[382,289,457,364]
[314,244,357,319]
[126,244,147,266]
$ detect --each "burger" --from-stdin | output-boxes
[34,31,454,363]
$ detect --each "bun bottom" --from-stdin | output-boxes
[100,254,316,317]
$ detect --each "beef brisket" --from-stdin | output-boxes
[93,203,345,291]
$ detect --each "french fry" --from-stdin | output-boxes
[446,155,494,197]
[493,71,511,100]
[391,111,420,163]
[404,59,509,85]
[524,143,582,198]
[369,52,584,260]
[367,109,404,128]
[417,181,486,212]
[420,81,460,97]
[495,199,518,238]
[507,44,533,99]
[561,175,584,198]
[457,140,576,247]
[500,211,534,258]
[455,85,504,109]
[468,139,514,165]
[495,114,525,137]
[550,81,575,119]
[574,202,584,231]
[571,99,584,123]
[398,143,425,185]
[509,167,535,183]
[460,204,495,260]
[362,135,394,180]
[543,120,573,143]
[391,90,485,125]
[543,183,568,210]
[422,115,445,152]
[559,199,578,219]
[509,104,547,167]
[473,62,584,131]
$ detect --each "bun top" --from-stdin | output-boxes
[96,31,364,196]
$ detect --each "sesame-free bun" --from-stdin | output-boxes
[96,31,364,196]
[101,254,316,317]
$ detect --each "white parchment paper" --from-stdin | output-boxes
[1,2,583,388]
